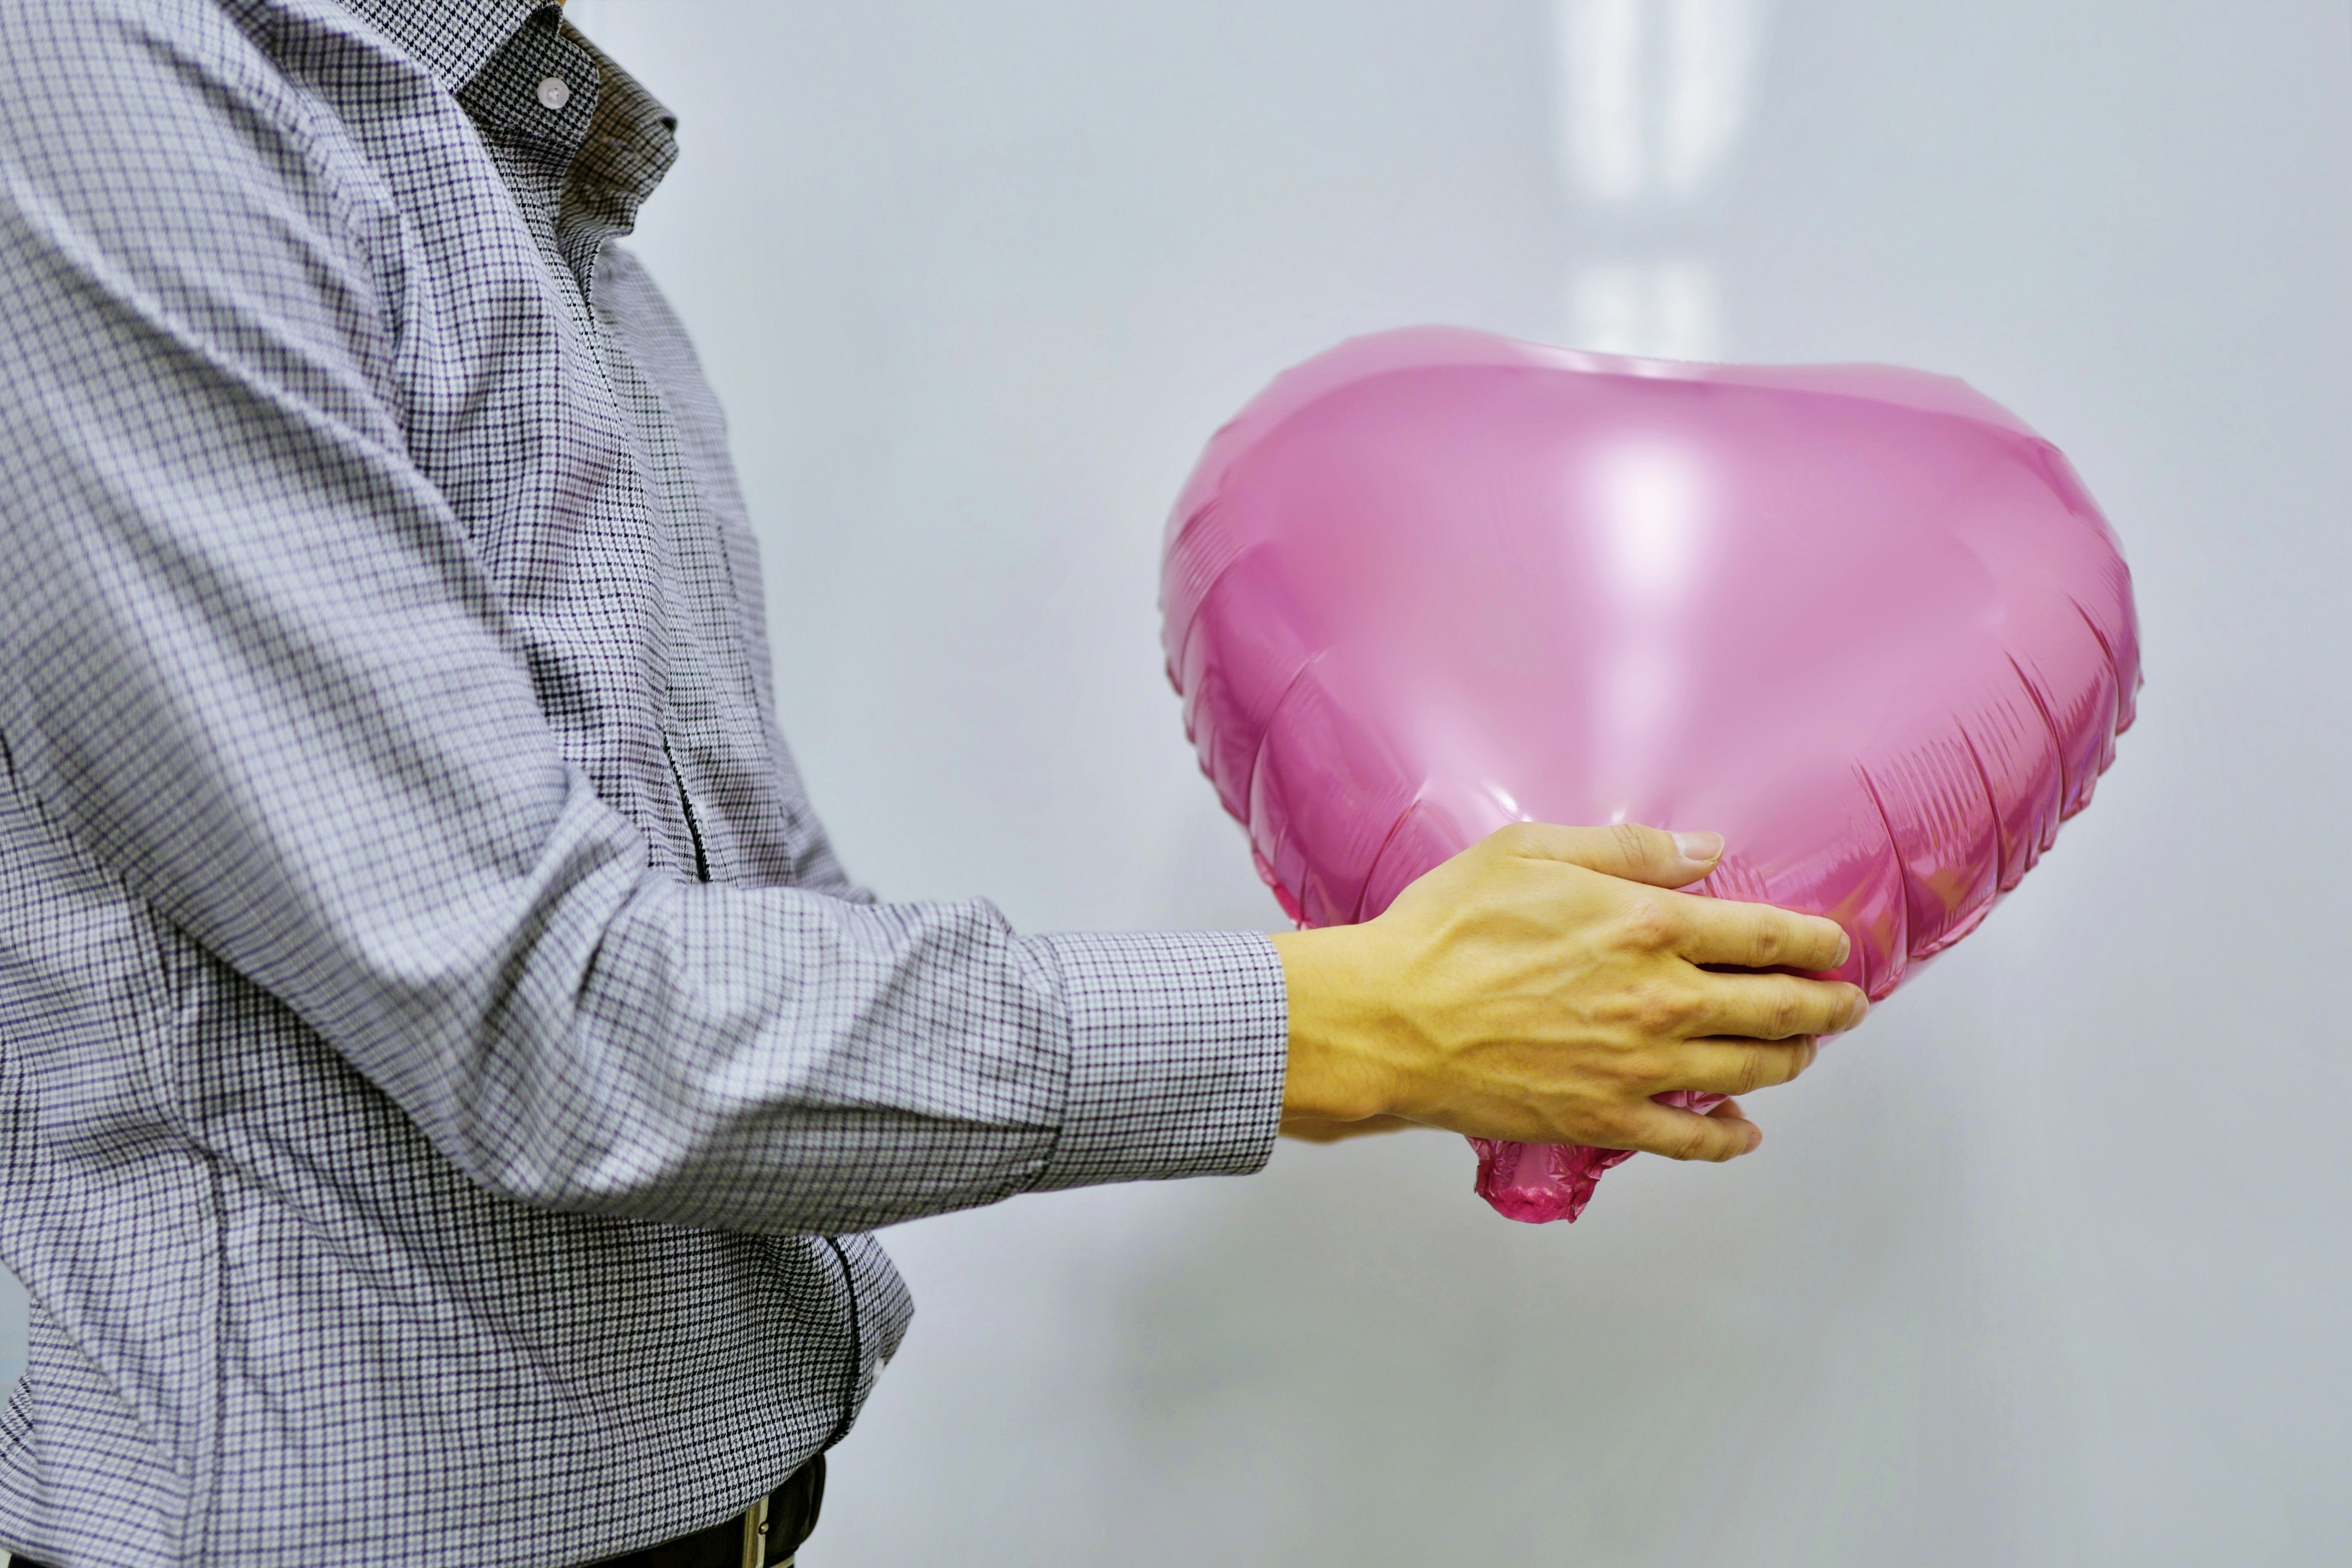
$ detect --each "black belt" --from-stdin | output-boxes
[592,1453,826,1568]
[15,1452,826,1568]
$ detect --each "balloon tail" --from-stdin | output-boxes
[1470,1091,1724,1224]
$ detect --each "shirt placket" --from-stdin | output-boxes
[459,9,758,885]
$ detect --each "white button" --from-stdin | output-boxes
[535,76,571,111]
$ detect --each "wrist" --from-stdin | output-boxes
[1268,926,1400,1123]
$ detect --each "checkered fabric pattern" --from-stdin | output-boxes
[0,1,1289,1563]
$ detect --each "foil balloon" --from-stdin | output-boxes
[1161,327,2139,1223]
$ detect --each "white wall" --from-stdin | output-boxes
[553,4,2352,1562]
[13,1,2350,1561]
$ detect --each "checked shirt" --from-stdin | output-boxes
[0,1,1287,1563]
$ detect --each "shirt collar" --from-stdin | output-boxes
[334,0,547,97]
[333,0,680,273]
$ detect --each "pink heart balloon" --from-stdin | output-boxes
[1162,327,2139,1223]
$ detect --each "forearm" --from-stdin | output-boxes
[434,853,1289,1231]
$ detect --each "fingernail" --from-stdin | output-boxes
[1834,931,1852,966]
[1743,1123,1763,1154]
[1842,992,1871,1031]
[1672,831,1724,864]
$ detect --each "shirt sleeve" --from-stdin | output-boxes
[0,1,1286,1234]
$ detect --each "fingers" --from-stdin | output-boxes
[1664,892,1852,973]
[1612,1098,1762,1162]
[1687,969,1868,1039]
[1651,1036,1818,1096]
[1490,820,1724,889]
[1702,1096,1761,1152]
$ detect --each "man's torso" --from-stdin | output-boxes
[0,3,908,1562]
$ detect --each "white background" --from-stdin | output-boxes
[13,2,2351,1562]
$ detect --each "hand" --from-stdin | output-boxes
[1266,823,1866,1162]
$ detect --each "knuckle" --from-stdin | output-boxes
[1669,1118,1722,1163]
[1630,982,1695,1036]
[1800,983,1847,1035]
[1728,1050,1772,1097]
[1744,915,1785,967]
[1616,1048,1671,1089]
[1490,821,1541,855]
[1619,898,1676,953]
[1608,821,1657,866]
[1584,1104,1639,1149]
[1766,1039,1815,1087]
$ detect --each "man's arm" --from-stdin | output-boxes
[0,1,1284,1235]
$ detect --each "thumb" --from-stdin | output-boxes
[1491,821,1724,889]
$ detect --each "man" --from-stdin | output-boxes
[0,1,1866,1563]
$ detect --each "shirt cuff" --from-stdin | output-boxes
[1027,930,1289,1191]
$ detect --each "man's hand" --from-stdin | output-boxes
[1267,823,1866,1161]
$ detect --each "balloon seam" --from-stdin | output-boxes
[1346,791,1430,926]
[2003,652,2075,810]
[2066,594,2128,743]
[1241,654,1329,921]
[1955,723,2013,899]
[1853,764,1911,993]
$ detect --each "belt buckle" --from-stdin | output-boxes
[739,1493,775,1568]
